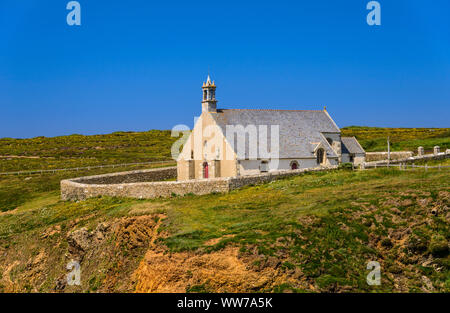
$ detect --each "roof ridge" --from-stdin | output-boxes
[218,108,325,112]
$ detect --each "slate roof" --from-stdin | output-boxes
[341,137,366,155]
[210,109,340,159]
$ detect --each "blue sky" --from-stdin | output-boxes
[0,0,449,138]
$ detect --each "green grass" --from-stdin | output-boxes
[0,130,179,212]
[158,168,449,292]
[0,130,179,172]
[0,162,174,212]
[341,126,450,152]
[0,127,449,292]
[413,158,450,166]
[0,167,448,292]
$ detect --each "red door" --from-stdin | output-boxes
[203,162,209,178]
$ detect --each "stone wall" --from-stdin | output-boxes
[366,151,413,162]
[61,177,230,201]
[228,167,331,191]
[61,165,337,201]
[70,167,177,185]
[363,150,450,168]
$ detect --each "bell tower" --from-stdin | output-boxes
[202,75,217,113]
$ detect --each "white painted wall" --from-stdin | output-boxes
[341,153,365,165]
[238,158,331,176]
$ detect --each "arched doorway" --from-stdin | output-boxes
[316,148,324,164]
[290,161,299,170]
[202,162,209,178]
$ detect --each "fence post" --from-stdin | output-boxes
[425,164,428,171]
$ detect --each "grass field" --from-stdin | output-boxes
[0,167,448,292]
[0,130,178,172]
[0,127,448,293]
[0,130,178,212]
[341,127,450,152]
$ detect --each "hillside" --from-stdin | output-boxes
[0,127,449,293]
[0,130,178,212]
[0,167,448,292]
[341,127,450,152]
[0,130,177,173]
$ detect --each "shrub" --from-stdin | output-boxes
[429,234,449,257]
[407,233,428,253]
[338,163,353,170]
[381,238,393,248]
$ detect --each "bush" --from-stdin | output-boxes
[381,238,393,248]
[407,233,428,253]
[429,234,449,257]
[338,163,353,170]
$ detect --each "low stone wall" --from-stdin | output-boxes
[228,167,330,190]
[71,167,177,184]
[61,165,337,201]
[366,151,413,162]
[363,151,450,168]
[61,177,230,201]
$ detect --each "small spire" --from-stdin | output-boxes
[206,74,211,84]
[323,106,327,111]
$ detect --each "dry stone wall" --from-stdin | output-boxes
[366,151,414,162]
[61,165,337,201]
[72,167,177,184]
[363,149,450,168]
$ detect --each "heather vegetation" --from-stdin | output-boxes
[0,130,177,172]
[341,127,450,152]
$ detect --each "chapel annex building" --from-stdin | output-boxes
[177,76,365,181]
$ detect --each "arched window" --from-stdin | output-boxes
[290,161,299,170]
[316,148,325,164]
[203,162,209,179]
[326,138,333,145]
